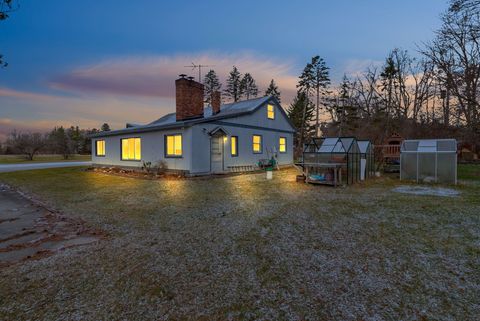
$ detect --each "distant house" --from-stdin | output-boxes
[90,76,295,175]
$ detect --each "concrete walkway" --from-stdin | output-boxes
[0,161,91,173]
[0,184,99,266]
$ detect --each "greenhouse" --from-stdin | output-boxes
[400,139,457,184]
[357,140,375,180]
[302,137,361,185]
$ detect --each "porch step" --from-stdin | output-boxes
[227,165,257,172]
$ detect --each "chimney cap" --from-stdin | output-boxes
[178,74,187,79]
[187,76,195,81]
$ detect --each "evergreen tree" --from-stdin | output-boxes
[101,123,111,131]
[297,56,330,137]
[287,91,315,155]
[380,55,397,115]
[327,75,359,136]
[224,66,242,102]
[377,54,398,142]
[49,126,73,159]
[240,73,258,100]
[265,79,281,103]
[203,69,222,103]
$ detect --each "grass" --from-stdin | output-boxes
[0,165,479,320]
[0,154,91,164]
[458,163,480,181]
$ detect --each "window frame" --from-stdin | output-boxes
[252,134,263,154]
[231,136,238,157]
[95,140,106,157]
[267,104,275,120]
[279,137,287,153]
[120,137,141,161]
[164,133,183,158]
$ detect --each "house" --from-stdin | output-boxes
[90,76,295,175]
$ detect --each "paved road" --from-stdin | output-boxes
[0,161,91,173]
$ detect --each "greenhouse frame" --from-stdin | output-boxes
[400,139,457,184]
[302,137,362,185]
[357,140,375,180]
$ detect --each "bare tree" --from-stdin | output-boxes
[350,67,383,118]
[6,131,47,160]
[421,0,480,148]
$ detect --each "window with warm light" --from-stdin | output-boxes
[165,134,182,157]
[252,135,262,153]
[231,136,238,156]
[95,140,105,156]
[279,137,286,153]
[267,104,275,119]
[121,138,141,160]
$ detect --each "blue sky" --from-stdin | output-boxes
[0,0,448,138]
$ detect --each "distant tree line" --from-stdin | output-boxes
[0,123,111,160]
[288,0,480,156]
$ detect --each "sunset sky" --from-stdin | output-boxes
[0,0,448,140]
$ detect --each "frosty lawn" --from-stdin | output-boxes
[0,166,479,320]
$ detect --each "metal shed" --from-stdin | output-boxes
[400,139,457,184]
[302,137,361,185]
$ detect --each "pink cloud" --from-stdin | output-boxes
[0,88,58,102]
[0,87,176,139]
[2,52,305,140]
[49,52,299,104]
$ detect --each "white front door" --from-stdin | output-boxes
[211,135,224,173]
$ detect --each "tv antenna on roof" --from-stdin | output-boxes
[184,62,215,83]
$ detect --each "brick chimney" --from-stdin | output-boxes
[211,91,221,115]
[176,75,205,121]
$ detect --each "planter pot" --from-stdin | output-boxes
[266,170,273,180]
[296,175,306,183]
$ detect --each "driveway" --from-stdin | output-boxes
[0,161,91,173]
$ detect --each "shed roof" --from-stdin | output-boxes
[401,139,457,153]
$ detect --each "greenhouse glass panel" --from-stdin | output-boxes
[437,153,457,183]
[357,140,374,179]
[418,153,436,181]
[417,140,437,152]
[301,137,364,185]
[437,140,456,152]
[400,153,417,180]
[400,139,457,184]
[403,141,419,151]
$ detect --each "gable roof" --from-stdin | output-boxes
[90,96,294,138]
[304,136,359,153]
[357,140,372,154]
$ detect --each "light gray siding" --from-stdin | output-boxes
[189,103,294,174]
[218,102,293,131]
[92,128,193,171]
[91,99,294,174]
